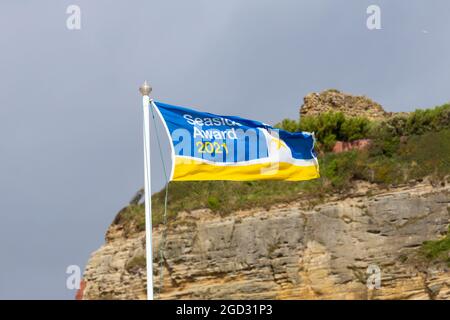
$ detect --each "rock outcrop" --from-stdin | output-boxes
[81,182,450,300]
[300,89,388,120]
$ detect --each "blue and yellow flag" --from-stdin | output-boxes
[152,101,319,181]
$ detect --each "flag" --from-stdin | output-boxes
[152,101,319,181]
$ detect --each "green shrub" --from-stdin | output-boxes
[421,226,450,265]
[370,103,450,139]
[397,129,450,180]
[125,255,146,273]
[321,151,359,189]
[207,196,220,210]
[276,119,300,132]
[277,112,371,151]
[340,117,372,141]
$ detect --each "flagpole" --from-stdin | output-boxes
[139,81,153,300]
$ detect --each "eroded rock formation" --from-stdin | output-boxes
[300,89,388,120]
[81,182,450,300]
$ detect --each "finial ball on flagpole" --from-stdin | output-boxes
[139,80,152,96]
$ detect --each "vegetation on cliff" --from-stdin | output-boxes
[114,103,450,238]
[421,225,450,266]
[278,102,450,152]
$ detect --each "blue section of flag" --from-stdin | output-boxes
[154,101,315,163]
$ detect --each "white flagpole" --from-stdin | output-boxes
[139,81,153,300]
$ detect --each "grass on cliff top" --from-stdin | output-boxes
[113,104,450,233]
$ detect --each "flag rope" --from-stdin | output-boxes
[149,101,169,299]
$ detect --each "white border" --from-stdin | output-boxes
[150,100,176,181]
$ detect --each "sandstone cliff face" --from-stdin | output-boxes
[300,90,388,120]
[81,183,450,300]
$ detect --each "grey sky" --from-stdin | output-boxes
[0,1,449,299]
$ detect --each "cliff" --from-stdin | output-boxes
[81,181,450,300]
[300,89,389,120]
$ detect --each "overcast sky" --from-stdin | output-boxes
[0,1,449,299]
